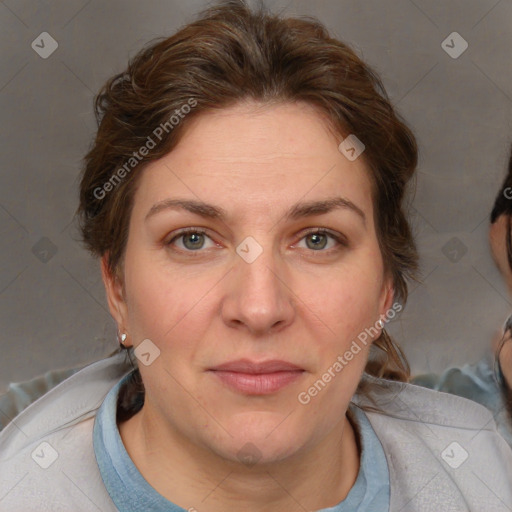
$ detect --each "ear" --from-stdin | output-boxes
[101,254,130,344]
[379,276,395,318]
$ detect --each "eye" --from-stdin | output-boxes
[166,228,217,252]
[296,229,346,251]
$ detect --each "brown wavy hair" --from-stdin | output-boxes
[77,0,419,415]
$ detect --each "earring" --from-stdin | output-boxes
[118,330,128,348]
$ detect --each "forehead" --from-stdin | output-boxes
[132,101,374,220]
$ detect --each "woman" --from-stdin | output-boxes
[412,147,512,445]
[0,1,511,510]
[489,151,512,407]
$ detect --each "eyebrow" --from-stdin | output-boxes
[145,197,366,225]
[287,197,366,224]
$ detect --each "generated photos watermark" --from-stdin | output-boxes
[93,98,197,200]
[297,302,402,405]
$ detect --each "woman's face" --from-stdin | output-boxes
[490,214,512,293]
[489,213,512,387]
[104,101,393,464]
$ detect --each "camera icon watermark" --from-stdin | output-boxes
[236,236,263,264]
[441,441,468,469]
[441,32,468,59]
[441,236,467,263]
[31,441,59,469]
[237,442,262,467]
[31,32,59,59]
[134,338,161,366]
[32,237,58,263]
[338,134,365,162]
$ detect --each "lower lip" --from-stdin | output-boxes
[210,370,304,395]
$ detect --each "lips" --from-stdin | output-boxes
[209,359,304,374]
[208,359,305,395]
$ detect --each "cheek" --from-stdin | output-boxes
[123,254,220,348]
[123,254,179,340]
[306,255,385,338]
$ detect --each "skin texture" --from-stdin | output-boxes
[102,101,393,512]
[489,216,512,389]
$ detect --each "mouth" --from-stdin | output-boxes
[208,359,305,395]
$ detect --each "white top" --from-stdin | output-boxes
[0,352,511,511]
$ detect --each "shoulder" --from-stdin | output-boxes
[356,372,499,428]
[0,367,79,431]
[411,356,501,405]
[353,375,512,511]
[0,352,131,511]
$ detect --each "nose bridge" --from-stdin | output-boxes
[225,234,294,333]
[238,241,279,294]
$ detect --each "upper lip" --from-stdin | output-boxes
[209,359,304,374]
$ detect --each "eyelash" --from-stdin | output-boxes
[165,227,348,256]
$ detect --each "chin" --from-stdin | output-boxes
[204,415,304,465]
[217,437,301,467]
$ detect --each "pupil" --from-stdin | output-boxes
[185,233,203,249]
[307,233,327,250]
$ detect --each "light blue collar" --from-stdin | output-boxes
[93,373,389,512]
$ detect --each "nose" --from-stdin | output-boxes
[221,242,295,336]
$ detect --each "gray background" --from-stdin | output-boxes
[1,0,511,392]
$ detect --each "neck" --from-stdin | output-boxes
[119,402,360,512]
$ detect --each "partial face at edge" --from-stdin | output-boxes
[490,214,512,294]
[103,101,393,463]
